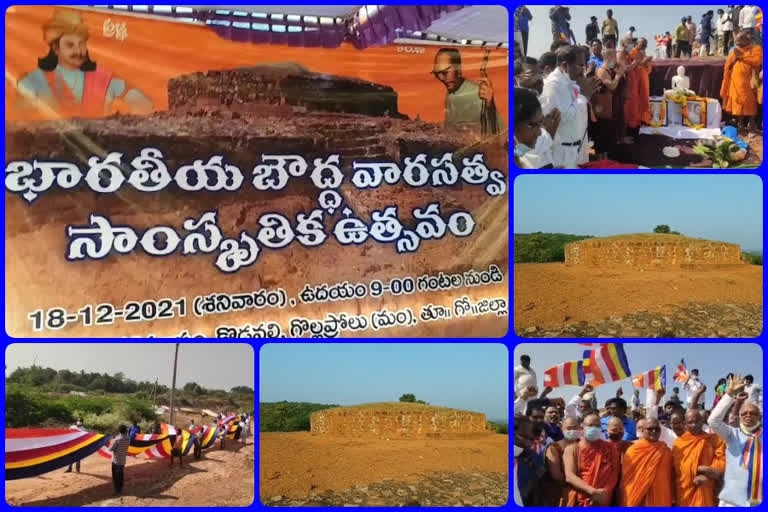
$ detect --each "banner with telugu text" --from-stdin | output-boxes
[5,6,509,338]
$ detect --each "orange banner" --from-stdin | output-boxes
[5,6,509,338]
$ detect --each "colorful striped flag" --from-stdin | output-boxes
[543,360,585,388]
[196,425,219,450]
[673,359,689,383]
[632,365,666,391]
[582,343,632,386]
[6,428,112,480]
[97,432,170,459]
[741,427,763,505]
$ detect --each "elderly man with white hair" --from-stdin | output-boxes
[708,374,763,507]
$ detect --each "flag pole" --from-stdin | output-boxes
[169,343,180,426]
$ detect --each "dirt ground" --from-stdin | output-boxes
[258,432,508,499]
[514,263,762,330]
[5,434,253,507]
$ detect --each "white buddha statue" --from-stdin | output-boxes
[667,66,694,96]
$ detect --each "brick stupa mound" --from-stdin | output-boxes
[565,233,741,268]
[169,62,406,118]
[310,402,489,438]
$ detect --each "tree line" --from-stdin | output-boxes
[6,366,253,395]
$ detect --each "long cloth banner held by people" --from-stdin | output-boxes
[6,428,112,480]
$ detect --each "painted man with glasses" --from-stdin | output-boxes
[432,47,504,136]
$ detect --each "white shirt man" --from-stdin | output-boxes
[539,68,589,168]
[721,10,734,32]
[514,362,538,395]
[518,129,554,168]
[745,382,762,408]
[740,6,757,29]
[684,375,706,408]
[645,390,677,449]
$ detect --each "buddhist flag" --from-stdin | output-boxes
[97,432,170,459]
[6,428,112,480]
[632,365,666,391]
[673,359,689,383]
[543,360,585,388]
[582,343,631,386]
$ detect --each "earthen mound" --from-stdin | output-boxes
[565,233,741,268]
[310,402,488,437]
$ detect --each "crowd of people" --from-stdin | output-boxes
[65,410,252,495]
[513,5,764,169]
[514,354,763,507]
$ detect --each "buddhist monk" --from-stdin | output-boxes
[620,418,674,506]
[542,416,581,506]
[670,410,686,437]
[720,30,763,133]
[606,416,632,454]
[563,413,620,506]
[672,409,726,506]
[623,38,653,135]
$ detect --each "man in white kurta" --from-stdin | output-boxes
[538,48,590,168]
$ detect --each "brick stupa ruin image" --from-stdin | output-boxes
[310,403,489,437]
[564,234,741,268]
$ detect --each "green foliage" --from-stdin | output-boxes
[399,393,416,403]
[183,382,205,394]
[653,225,671,233]
[742,252,763,265]
[6,366,167,394]
[5,384,71,427]
[259,401,338,432]
[118,396,156,423]
[514,233,594,263]
[230,386,254,394]
[487,421,508,434]
[692,138,746,168]
[62,395,113,416]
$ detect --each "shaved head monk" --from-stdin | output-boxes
[620,418,674,506]
[720,30,763,134]
[563,413,620,506]
[672,409,726,506]
[606,416,632,456]
[542,416,582,506]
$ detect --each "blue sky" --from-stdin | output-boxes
[522,5,728,59]
[259,343,509,420]
[514,174,763,251]
[515,343,763,407]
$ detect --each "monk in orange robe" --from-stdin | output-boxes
[620,418,674,506]
[563,413,621,506]
[720,30,763,132]
[623,38,653,130]
[672,409,726,506]
[543,416,581,506]
[606,416,633,457]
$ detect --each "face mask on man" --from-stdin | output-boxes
[563,430,581,441]
[626,43,634,51]
[514,445,524,457]
[584,426,602,441]
[608,61,616,69]
[608,432,623,441]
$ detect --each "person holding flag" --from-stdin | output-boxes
[708,374,763,507]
